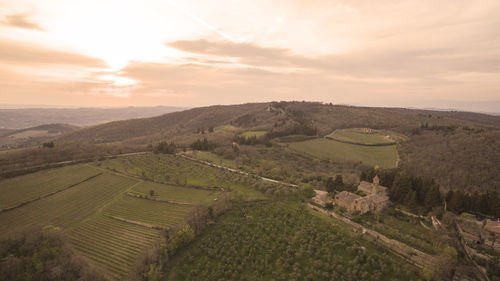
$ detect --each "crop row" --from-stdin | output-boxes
[103,195,194,229]
[0,173,138,238]
[70,215,161,280]
[0,165,101,210]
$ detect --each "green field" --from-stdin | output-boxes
[70,215,161,280]
[97,153,267,200]
[240,130,267,138]
[0,165,101,210]
[167,202,422,280]
[327,128,396,145]
[0,172,138,238]
[289,138,399,168]
[130,181,221,204]
[103,195,195,229]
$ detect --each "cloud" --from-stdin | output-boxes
[0,39,107,67]
[168,39,500,81]
[2,13,44,30]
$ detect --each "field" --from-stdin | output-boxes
[289,138,399,168]
[130,181,221,204]
[327,128,397,145]
[103,195,195,229]
[69,215,162,280]
[0,172,137,238]
[190,151,238,169]
[0,153,259,280]
[239,130,267,138]
[353,207,437,255]
[167,202,423,281]
[0,164,101,210]
[97,153,267,200]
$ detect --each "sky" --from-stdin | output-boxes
[0,0,499,113]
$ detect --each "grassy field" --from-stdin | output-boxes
[69,215,162,280]
[289,138,399,168]
[327,128,396,145]
[0,165,101,210]
[130,181,221,205]
[167,202,422,281]
[240,130,267,138]
[97,153,267,200]
[0,172,138,238]
[103,195,195,229]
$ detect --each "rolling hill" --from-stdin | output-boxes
[9,101,500,193]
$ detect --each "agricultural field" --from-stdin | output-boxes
[239,130,267,138]
[167,202,423,281]
[130,181,221,205]
[190,150,237,169]
[0,164,101,210]
[97,153,267,200]
[289,138,399,168]
[103,195,195,229]
[69,215,162,280]
[0,172,138,238]
[327,128,398,145]
[352,207,437,255]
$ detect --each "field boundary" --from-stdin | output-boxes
[0,172,103,213]
[126,192,199,206]
[107,215,167,230]
[179,154,298,188]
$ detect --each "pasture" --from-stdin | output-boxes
[289,138,399,168]
[239,130,267,138]
[0,164,101,210]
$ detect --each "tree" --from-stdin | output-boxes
[326,177,335,193]
[42,141,54,148]
[150,190,155,197]
[333,175,344,191]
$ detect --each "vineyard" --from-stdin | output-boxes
[0,172,137,238]
[70,215,162,280]
[97,153,266,200]
[103,195,195,229]
[0,164,101,210]
[167,202,423,281]
[130,181,220,204]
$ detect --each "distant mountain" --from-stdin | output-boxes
[0,106,185,129]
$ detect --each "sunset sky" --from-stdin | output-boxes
[1,0,499,112]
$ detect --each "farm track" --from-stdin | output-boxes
[179,154,298,188]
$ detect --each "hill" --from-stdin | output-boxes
[0,123,79,150]
[0,106,184,129]
[22,102,500,193]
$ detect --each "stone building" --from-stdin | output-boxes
[334,175,390,214]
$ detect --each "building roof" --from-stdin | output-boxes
[336,191,361,201]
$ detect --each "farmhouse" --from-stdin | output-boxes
[335,175,390,214]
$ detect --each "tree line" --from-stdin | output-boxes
[361,168,500,217]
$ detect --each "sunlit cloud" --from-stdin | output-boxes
[1,13,44,30]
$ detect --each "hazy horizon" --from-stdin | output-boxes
[1,0,499,112]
